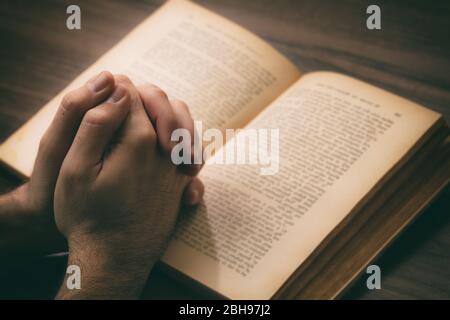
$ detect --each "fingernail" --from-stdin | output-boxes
[108,85,126,103]
[87,72,110,92]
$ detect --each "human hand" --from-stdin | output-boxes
[135,81,204,205]
[1,71,204,259]
[1,71,116,255]
[21,72,202,225]
[54,76,193,298]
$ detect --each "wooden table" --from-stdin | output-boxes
[0,0,449,299]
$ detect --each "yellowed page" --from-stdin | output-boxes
[0,0,299,177]
[162,71,441,299]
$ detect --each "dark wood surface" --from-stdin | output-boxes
[0,0,449,299]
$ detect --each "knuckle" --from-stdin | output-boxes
[60,92,79,113]
[61,159,95,185]
[172,99,189,110]
[83,108,110,126]
[171,100,193,128]
[148,86,168,100]
[115,74,132,85]
[61,162,83,183]
[134,127,157,147]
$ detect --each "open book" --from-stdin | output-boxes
[0,0,449,299]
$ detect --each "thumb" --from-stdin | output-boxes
[62,85,130,175]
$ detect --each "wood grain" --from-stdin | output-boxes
[0,0,448,299]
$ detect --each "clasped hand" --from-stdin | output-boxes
[3,72,204,299]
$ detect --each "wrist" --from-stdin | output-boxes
[8,183,50,225]
[0,183,53,232]
[0,184,66,260]
[58,234,155,299]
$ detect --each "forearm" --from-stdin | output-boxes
[56,235,155,299]
[0,185,66,264]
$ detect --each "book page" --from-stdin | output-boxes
[162,71,441,299]
[0,0,299,177]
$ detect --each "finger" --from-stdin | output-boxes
[182,177,205,206]
[114,76,157,157]
[171,99,202,176]
[63,85,130,173]
[137,84,178,154]
[34,71,115,179]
